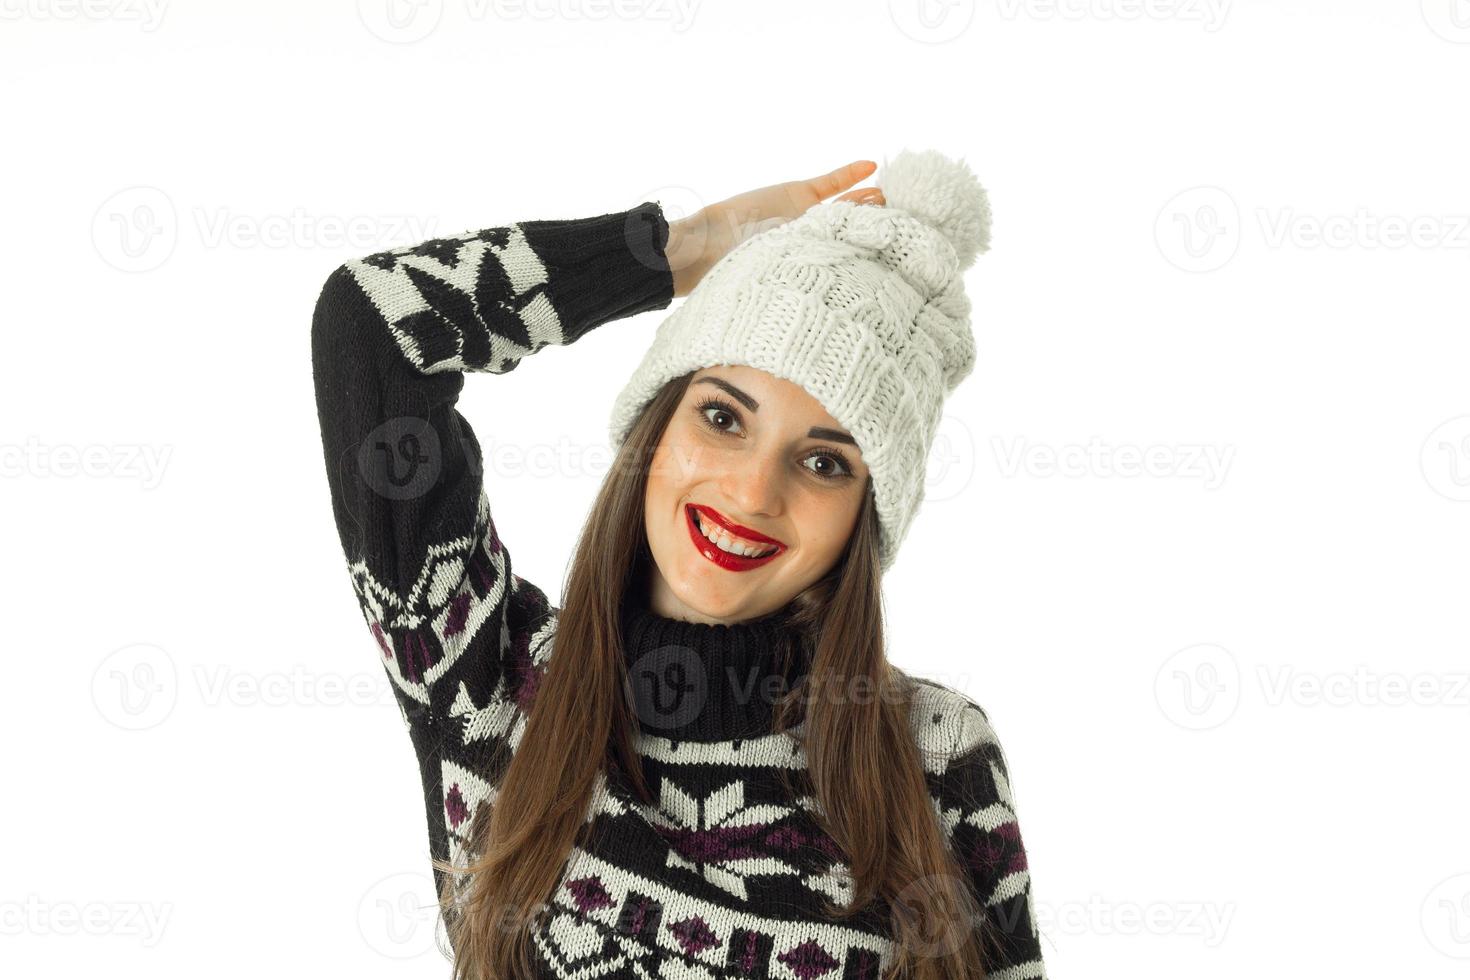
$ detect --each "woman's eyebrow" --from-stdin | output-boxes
[695,376,759,411]
[808,426,857,446]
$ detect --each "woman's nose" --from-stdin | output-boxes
[723,452,785,520]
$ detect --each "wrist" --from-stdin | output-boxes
[665,208,716,298]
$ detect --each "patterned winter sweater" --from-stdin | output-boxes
[309,201,1048,979]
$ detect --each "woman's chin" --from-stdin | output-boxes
[672,570,749,620]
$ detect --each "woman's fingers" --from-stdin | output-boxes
[836,187,885,206]
[673,160,883,297]
[805,160,877,201]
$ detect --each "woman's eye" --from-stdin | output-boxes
[702,405,741,434]
[804,453,852,480]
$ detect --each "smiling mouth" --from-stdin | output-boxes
[685,504,785,566]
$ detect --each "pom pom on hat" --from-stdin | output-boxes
[875,148,992,269]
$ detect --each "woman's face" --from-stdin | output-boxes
[643,364,871,625]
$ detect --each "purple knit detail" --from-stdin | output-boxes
[739,930,758,972]
[370,622,391,661]
[776,938,839,979]
[810,829,844,861]
[970,821,1026,877]
[668,915,719,954]
[566,875,614,914]
[469,551,494,592]
[763,824,807,851]
[445,783,469,829]
[445,590,472,636]
[515,666,542,710]
[399,629,419,682]
[404,629,434,683]
[1002,822,1028,873]
[657,823,769,864]
[511,631,542,710]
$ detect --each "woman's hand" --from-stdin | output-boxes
[664,160,886,298]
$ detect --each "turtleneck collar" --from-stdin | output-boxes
[619,594,810,743]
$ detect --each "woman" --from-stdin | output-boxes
[311,151,1046,979]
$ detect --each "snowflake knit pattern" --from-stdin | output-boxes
[310,200,1048,979]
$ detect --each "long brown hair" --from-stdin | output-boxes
[434,369,1000,978]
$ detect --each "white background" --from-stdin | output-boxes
[3,1,1468,976]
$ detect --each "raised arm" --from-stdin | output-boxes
[310,202,673,732]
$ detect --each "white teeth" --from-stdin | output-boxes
[694,512,776,558]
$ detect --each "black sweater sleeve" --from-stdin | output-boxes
[310,202,673,732]
[938,701,1049,976]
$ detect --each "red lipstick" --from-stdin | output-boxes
[685,503,785,572]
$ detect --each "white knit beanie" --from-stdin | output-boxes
[608,148,992,574]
